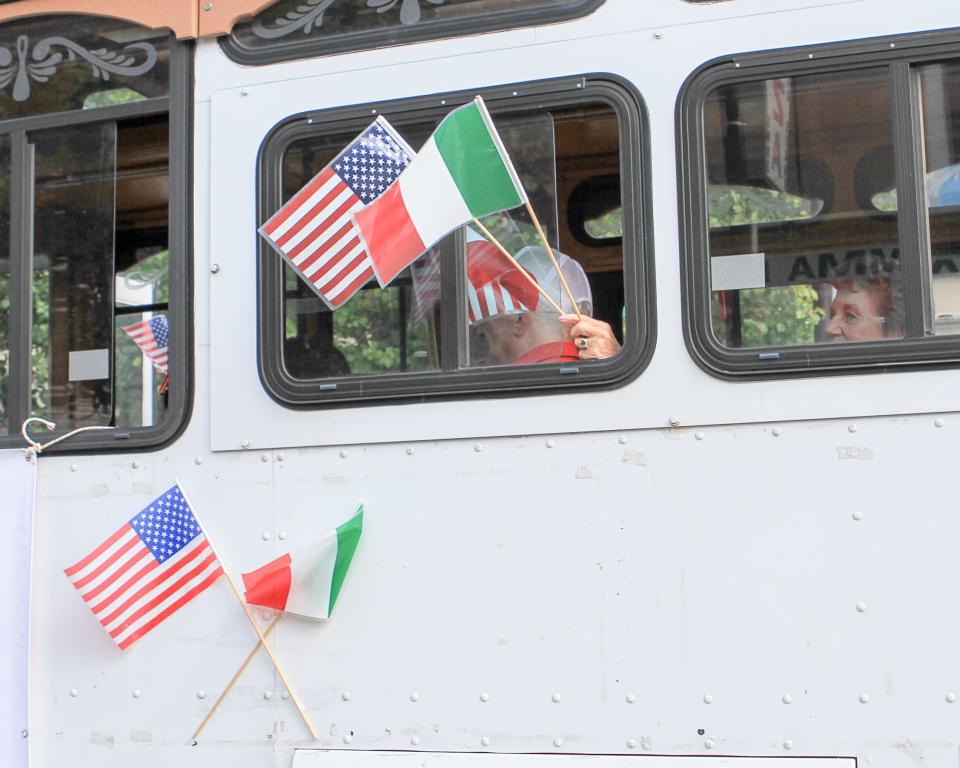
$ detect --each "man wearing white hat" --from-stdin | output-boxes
[466,230,621,366]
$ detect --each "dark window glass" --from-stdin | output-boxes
[704,68,904,348]
[0,15,168,121]
[226,0,604,63]
[0,134,8,433]
[918,61,960,335]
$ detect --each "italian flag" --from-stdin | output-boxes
[241,508,362,620]
[353,97,527,287]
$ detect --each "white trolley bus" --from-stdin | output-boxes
[1,0,959,767]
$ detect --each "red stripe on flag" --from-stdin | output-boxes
[329,266,375,308]
[99,542,212,628]
[285,195,358,263]
[275,178,350,250]
[81,547,150,603]
[311,237,364,287]
[72,533,141,590]
[64,523,131,577]
[354,184,427,286]
[117,567,224,651]
[263,167,335,237]
[295,222,355,275]
[108,550,219,639]
[90,557,160,614]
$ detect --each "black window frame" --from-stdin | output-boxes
[221,0,606,66]
[677,26,960,379]
[0,23,193,452]
[257,74,653,408]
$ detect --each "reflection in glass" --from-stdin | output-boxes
[32,122,116,426]
[919,61,960,335]
[704,68,904,347]
[0,135,8,433]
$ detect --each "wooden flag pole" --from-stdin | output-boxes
[470,218,564,315]
[176,482,319,740]
[193,614,283,741]
[524,202,583,321]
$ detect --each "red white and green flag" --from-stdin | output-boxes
[241,508,362,620]
[353,97,527,288]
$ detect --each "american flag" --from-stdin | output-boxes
[259,117,414,309]
[64,484,223,651]
[122,315,168,374]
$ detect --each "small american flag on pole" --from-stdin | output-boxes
[122,315,169,373]
[64,484,223,650]
[259,117,414,309]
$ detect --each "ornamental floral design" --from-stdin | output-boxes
[252,0,451,39]
[0,35,157,102]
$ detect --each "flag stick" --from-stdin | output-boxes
[176,482,319,740]
[523,202,583,321]
[470,218,564,315]
[193,614,282,741]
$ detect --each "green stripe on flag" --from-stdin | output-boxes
[433,102,524,217]
[328,506,363,616]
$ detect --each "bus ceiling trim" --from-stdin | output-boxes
[0,0,275,40]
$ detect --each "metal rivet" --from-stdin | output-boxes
[552,693,561,703]
[261,532,270,541]
[784,740,794,751]
[511,91,518,96]
[935,417,945,428]
[618,435,628,444]
[545,439,555,448]
[70,463,78,472]
[342,691,352,701]
[371,109,377,114]
[626,693,636,703]
[808,53,814,59]
[131,460,139,469]
[641,737,652,751]
[734,62,740,68]
[20,729,27,738]
[440,100,446,105]
[856,602,867,613]
[261,454,270,463]
[343,734,353,744]
[263,691,273,700]
[853,510,863,521]
[339,450,348,459]
[69,689,78,697]
[669,416,681,427]
[859,693,870,703]
[695,431,705,441]
[276,453,285,462]
[241,439,250,448]
[281,690,289,700]
[210,263,220,274]
[703,694,713,704]
[889,42,895,48]
[240,88,249,96]
[705,739,715,749]
[204,2,213,9]
[479,692,489,702]
[481,736,491,747]
[653,31,663,39]
[278,531,287,541]
[848,423,858,433]
[553,738,563,748]
[132,689,141,698]
[627,738,637,749]
[194,456,203,465]
[197,690,206,699]
[410,736,420,746]
[772,427,782,437]
[406,447,415,455]
[782,694,793,704]
[946,692,956,703]
[473,443,483,452]
[410,692,419,702]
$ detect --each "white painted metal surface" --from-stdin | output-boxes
[23,1,960,768]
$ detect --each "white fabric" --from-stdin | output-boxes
[285,529,338,621]
[0,450,35,768]
[398,138,472,249]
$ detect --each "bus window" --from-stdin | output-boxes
[0,14,188,447]
[258,78,650,406]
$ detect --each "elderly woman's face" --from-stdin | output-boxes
[825,284,888,341]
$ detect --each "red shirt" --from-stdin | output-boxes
[513,341,580,365]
